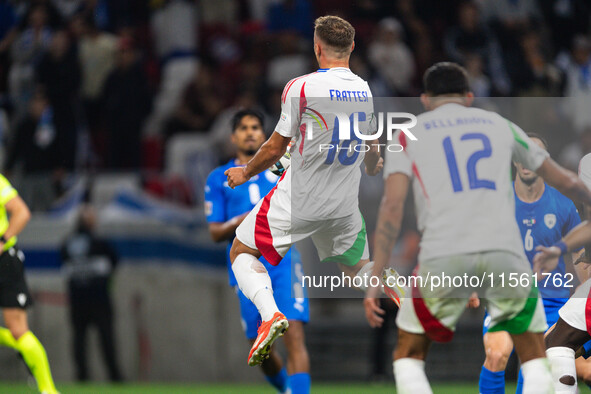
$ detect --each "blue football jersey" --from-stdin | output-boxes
[514,183,581,299]
[205,159,294,286]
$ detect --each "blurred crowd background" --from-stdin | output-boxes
[0,0,590,211]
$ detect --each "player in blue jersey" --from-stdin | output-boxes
[205,109,310,394]
[477,134,587,393]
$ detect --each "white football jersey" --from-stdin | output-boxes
[579,153,591,189]
[384,103,549,261]
[274,67,374,220]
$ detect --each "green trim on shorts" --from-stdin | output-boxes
[321,214,366,267]
[488,286,539,335]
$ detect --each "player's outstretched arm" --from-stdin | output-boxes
[225,132,291,189]
[364,172,409,328]
[536,157,591,206]
[534,221,591,274]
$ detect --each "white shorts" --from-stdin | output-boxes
[558,278,591,334]
[396,251,548,342]
[235,179,369,266]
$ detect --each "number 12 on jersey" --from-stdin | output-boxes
[443,132,496,192]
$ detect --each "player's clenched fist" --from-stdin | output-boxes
[225,167,250,189]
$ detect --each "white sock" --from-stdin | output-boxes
[232,253,279,321]
[393,358,432,394]
[521,357,555,394]
[546,347,578,393]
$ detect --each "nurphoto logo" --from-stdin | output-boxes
[302,111,418,153]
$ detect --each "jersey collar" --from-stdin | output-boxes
[317,67,351,72]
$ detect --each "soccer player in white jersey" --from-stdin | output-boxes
[370,62,591,393]
[224,15,384,367]
[535,152,591,392]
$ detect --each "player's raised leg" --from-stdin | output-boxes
[230,238,287,366]
[236,288,290,392]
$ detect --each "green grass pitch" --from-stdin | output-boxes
[0,382,520,393]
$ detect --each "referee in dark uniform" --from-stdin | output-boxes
[61,203,122,382]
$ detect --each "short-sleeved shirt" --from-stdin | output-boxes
[384,103,549,261]
[514,183,581,299]
[205,160,288,286]
[0,175,18,251]
[274,67,375,220]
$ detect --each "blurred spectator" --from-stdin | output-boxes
[36,29,81,169]
[70,13,117,155]
[558,127,591,171]
[267,0,314,38]
[245,0,273,24]
[413,33,436,83]
[0,1,17,50]
[481,0,542,46]
[464,53,491,97]
[393,0,430,49]
[8,5,52,118]
[0,0,19,95]
[61,203,123,382]
[165,64,225,137]
[392,0,435,80]
[481,0,542,25]
[101,37,151,169]
[563,35,591,133]
[368,18,415,96]
[145,0,199,136]
[267,33,310,90]
[443,1,510,95]
[506,30,564,96]
[538,0,590,53]
[4,89,65,210]
[200,0,239,26]
[84,0,149,32]
[51,0,85,21]
[351,0,396,21]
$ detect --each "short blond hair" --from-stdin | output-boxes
[314,15,355,57]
